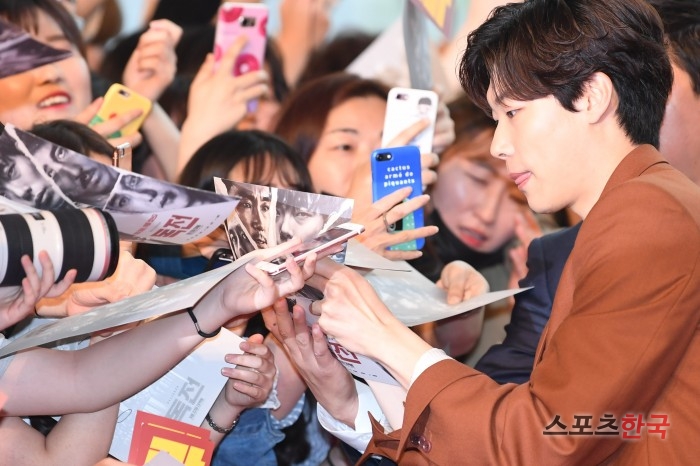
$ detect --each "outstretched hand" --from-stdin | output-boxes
[123,19,183,102]
[437,260,490,305]
[220,334,276,410]
[36,251,156,318]
[0,252,76,330]
[262,298,358,427]
[193,239,316,330]
[178,35,270,173]
[353,187,439,261]
[307,258,431,387]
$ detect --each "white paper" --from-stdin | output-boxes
[359,265,528,327]
[110,328,243,461]
[344,239,413,271]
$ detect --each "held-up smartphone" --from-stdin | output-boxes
[214,2,268,112]
[90,84,152,138]
[381,87,439,153]
[256,222,365,275]
[371,145,424,251]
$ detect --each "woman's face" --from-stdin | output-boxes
[308,95,385,197]
[0,9,91,129]
[226,156,292,189]
[431,154,522,254]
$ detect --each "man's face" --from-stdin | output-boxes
[0,152,67,209]
[32,144,118,200]
[277,204,324,243]
[660,64,700,184]
[235,186,271,248]
[107,174,192,213]
[487,84,592,216]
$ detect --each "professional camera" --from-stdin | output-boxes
[0,208,119,286]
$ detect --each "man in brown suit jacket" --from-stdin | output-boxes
[303,0,700,464]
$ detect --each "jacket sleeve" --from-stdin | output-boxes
[475,225,580,384]
[363,183,700,465]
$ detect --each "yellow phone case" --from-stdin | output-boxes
[91,84,152,138]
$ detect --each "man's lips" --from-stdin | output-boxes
[509,171,532,189]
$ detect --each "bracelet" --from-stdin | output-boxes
[205,412,240,434]
[186,308,221,338]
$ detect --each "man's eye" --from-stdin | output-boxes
[2,161,16,180]
[124,175,140,188]
[241,201,252,209]
[295,210,314,220]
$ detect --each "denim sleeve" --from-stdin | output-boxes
[212,408,287,466]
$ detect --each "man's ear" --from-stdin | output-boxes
[575,72,616,124]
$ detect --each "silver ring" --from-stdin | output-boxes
[382,212,392,233]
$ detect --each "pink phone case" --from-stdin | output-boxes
[214,3,268,111]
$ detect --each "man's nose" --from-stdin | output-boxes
[491,124,513,160]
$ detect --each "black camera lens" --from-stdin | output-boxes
[377,153,393,161]
[0,208,119,286]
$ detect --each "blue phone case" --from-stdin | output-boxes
[371,145,424,250]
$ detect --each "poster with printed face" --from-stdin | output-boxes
[0,20,72,79]
[0,124,239,244]
[213,178,354,260]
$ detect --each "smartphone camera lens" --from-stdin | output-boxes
[397,93,408,101]
[377,153,393,161]
[118,89,130,98]
[240,16,256,26]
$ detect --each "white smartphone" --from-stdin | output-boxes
[256,222,365,275]
[381,87,439,153]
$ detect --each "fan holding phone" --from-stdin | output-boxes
[214,2,268,113]
[371,146,424,251]
[367,87,439,252]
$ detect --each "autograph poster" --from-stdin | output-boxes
[214,178,354,260]
[0,124,239,244]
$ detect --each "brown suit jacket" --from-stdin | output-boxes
[361,146,700,465]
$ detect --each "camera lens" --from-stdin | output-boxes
[0,208,119,286]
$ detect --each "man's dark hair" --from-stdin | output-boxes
[648,0,700,94]
[460,0,673,148]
